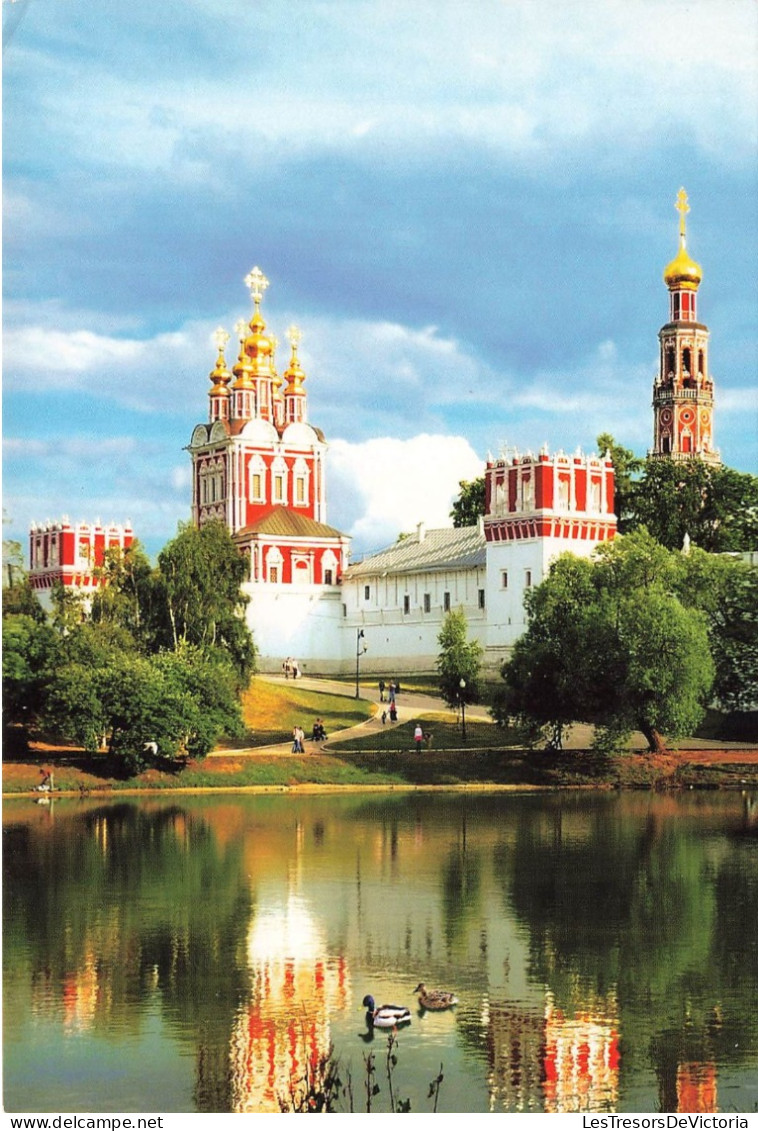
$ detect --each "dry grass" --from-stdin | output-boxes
[224,677,373,748]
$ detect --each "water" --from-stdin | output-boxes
[3,790,757,1114]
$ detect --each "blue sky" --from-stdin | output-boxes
[3,0,757,560]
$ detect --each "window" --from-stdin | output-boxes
[270,566,279,583]
[274,475,284,502]
[443,591,451,612]
[501,570,508,589]
[324,569,333,586]
[364,585,371,600]
[478,589,485,609]
[272,456,288,504]
[249,455,266,503]
[525,570,532,588]
[403,595,410,615]
[293,457,309,507]
[423,593,431,613]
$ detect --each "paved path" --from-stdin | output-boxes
[211,674,756,757]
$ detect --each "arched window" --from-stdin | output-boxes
[293,457,310,507]
[266,546,283,584]
[249,454,267,503]
[272,456,288,505]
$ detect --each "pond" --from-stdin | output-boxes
[3,789,757,1114]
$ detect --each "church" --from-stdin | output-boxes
[29,191,719,674]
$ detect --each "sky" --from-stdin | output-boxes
[3,0,757,562]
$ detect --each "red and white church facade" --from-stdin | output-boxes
[187,267,351,666]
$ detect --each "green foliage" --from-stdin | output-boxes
[630,459,758,552]
[42,640,244,773]
[2,614,59,729]
[436,609,483,708]
[157,521,255,685]
[596,432,643,532]
[498,531,716,753]
[2,578,46,622]
[449,476,485,527]
[91,540,160,648]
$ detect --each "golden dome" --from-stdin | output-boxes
[208,327,232,397]
[231,320,255,389]
[663,241,702,290]
[663,187,702,290]
[284,324,307,395]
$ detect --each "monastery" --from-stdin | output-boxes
[29,191,719,674]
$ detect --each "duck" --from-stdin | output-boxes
[413,983,459,1011]
[361,994,412,1029]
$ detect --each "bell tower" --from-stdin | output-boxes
[651,188,719,464]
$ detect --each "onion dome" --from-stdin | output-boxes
[208,327,232,398]
[231,319,255,389]
[242,266,275,376]
[663,188,702,290]
[271,334,284,396]
[283,324,307,397]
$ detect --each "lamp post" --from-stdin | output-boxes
[355,629,366,699]
[459,677,467,741]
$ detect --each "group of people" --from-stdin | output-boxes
[282,658,301,679]
[378,679,400,703]
[380,702,398,724]
[291,719,328,752]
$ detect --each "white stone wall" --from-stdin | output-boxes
[242,582,346,673]
[340,565,488,674]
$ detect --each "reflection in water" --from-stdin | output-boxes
[542,992,619,1113]
[3,791,757,1113]
[229,892,350,1112]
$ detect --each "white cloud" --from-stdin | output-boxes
[24,0,756,177]
[327,433,484,554]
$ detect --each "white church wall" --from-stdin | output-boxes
[340,565,488,674]
[242,582,346,673]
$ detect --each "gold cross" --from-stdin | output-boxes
[675,187,690,239]
[234,318,247,341]
[287,324,302,351]
[244,266,269,305]
[213,326,230,353]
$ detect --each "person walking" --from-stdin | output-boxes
[378,679,385,702]
[388,681,396,704]
[414,723,424,752]
[389,701,397,723]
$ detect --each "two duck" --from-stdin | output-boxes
[362,983,458,1029]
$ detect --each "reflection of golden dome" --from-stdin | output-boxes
[663,241,702,290]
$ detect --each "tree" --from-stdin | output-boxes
[491,555,598,749]
[436,609,482,709]
[630,459,758,552]
[450,477,485,527]
[498,531,715,754]
[156,521,255,685]
[596,433,643,532]
[91,540,160,647]
[2,614,59,732]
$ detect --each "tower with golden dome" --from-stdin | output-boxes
[188,268,350,667]
[652,189,719,464]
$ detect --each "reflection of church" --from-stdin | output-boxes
[228,890,351,1113]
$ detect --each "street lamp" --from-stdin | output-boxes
[459,678,467,741]
[355,629,367,699]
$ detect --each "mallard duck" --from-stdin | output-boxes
[413,983,459,1011]
[361,994,412,1029]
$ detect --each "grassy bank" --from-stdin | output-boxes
[4,745,757,795]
